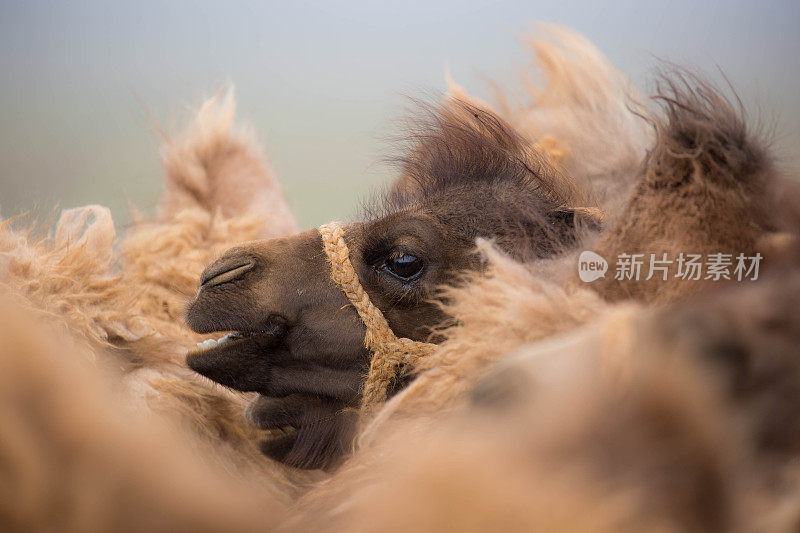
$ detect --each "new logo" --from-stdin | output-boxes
[578,250,608,282]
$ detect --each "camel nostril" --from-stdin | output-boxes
[200,259,256,288]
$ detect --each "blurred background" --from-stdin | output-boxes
[1,0,798,230]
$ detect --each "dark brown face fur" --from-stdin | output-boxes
[185,100,592,469]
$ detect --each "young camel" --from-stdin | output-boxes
[185,100,600,469]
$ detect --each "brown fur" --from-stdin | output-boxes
[592,71,780,302]
[295,322,743,532]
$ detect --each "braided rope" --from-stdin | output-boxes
[318,222,437,417]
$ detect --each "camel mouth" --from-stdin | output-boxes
[187,331,259,357]
[185,306,357,469]
[185,322,288,394]
[186,316,288,361]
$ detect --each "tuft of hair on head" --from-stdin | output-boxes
[360,97,600,261]
[383,97,584,213]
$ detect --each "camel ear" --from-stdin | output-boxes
[549,207,604,233]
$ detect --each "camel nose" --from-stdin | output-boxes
[200,256,256,289]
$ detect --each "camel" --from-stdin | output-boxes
[185,97,602,468]
[1,25,798,531]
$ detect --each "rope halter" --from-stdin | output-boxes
[318,222,437,418]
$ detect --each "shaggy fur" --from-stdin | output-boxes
[1,25,798,532]
[0,91,320,498]
[0,297,284,532]
[356,240,608,445]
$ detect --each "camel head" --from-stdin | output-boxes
[185,101,594,469]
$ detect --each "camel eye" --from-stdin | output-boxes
[384,253,423,281]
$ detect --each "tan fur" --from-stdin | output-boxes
[293,27,800,527]
[0,297,284,532]
[0,91,318,493]
[296,311,750,532]
[495,25,652,211]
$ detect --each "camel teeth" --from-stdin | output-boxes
[194,339,219,350]
[218,333,236,343]
[191,333,241,354]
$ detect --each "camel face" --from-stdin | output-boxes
[184,217,466,468]
[185,101,590,469]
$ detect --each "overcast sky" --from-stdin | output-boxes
[1,1,798,228]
